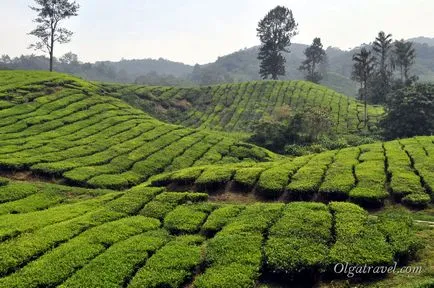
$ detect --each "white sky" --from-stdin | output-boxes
[1,0,433,65]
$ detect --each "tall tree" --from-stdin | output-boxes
[299,37,326,83]
[351,48,376,127]
[393,40,416,84]
[381,84,434,139]
[256,6,298,80]
[370,31,393,104]
[28,0,80,72]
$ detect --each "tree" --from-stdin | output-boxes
[256,6,298,80]
[1,55,11,64]
[380,84,434,139]
[28,0,80,72]
[249,105,333,153]
[59,52,78,65]
[370,31,393,104]
[299,37,326,83]
[351,48,376,127]
[393,40,416,85]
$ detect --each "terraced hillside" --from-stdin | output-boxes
[0,71,277,190]
[101,80,385,133]
[151,136,434,209]
[0,179,429,288]
[0,71,433,287]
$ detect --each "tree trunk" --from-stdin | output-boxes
[363,81,367,128]
[49,29,54,72]
[364,98,367,128]
[49,50,53,72]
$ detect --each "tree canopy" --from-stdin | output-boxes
[299,37,326,83]
[256,6,298,80]
[29,0,80,72]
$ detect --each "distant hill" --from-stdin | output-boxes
[1,37,434,96]
[97,58,193,78]
[409,36,434,46]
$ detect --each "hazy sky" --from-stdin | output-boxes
[1,0,432,65]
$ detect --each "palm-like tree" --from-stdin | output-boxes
[373,32,393,77]
[394,40,416,84]
[352,48,376,127]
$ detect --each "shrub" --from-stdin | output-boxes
[106,186,163,215]
[233,167,266,188]
[201,205,244,235]
[195,166,235,190]
[401,193,431,208]
[287,151,335,200]
[140,192,208,220]
[58,230,170,288]
[257,157,310,199]
[328,202,394,267]
[377,209,421,261]
[0,216,161,288]
[381,84,434,139]
[349,160,388,207]
[171,167,204,185]
[265,202,332,274]
[0,193,119,241]
[128,235,205,288]
[164,204,213,234]
[0,182,39,203]
[194,263,257,288]
[0,177,9,186]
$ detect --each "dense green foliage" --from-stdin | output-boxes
[0,180,420,287]
[103,79,384,134]
[249,105,335,153]
[381,84,434,139]
[256,6,298,80]
[153,136,433,208]
[0,70,432,287]
[299,37,326,83]
[0,71,276,189]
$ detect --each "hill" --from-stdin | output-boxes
[0,71,277,190]
[150,136,434,209]
[0,178,431,287]
[3,37,434,96]
[409,36,434,47]
[102,79,384,133]
[0,71,433,287]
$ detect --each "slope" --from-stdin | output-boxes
[150,135,434,209]
[102,80,384,134]
[0,178,425,287]
[0,71,277,190]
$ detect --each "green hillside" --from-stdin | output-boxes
[0,71,433,287]
[102,80,384,133]
[150,136,434,209]
[0,179,430,288]
[0,71,277,190]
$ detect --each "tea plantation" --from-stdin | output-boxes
[0,71,277,190]
[152,136,434,209]
[101,80,385,133]
[0,179,426,288]
[0,71,432,288]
